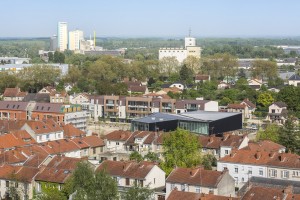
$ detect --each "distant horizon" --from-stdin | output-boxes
[1,1,300,38]
[1,35,300,40]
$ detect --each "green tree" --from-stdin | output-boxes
[69,161,118,200]
[184,56,201,75]
[48,52,54,63]
[256,124,280,143]
[201,154,217,170]
[129,151,143,162]
[279,117,300,154]
[158,57,180,77]
[161,128,201,175]
[144,152,159,162]
[35,185,67,200]
[17,65,61,92]
[0,72,18,93]
[257,92,274,107]
[122,183,154,200]
[53,51,65,63]
[179,64,194,84]
[251,59,277,81]
[277,86,300,117]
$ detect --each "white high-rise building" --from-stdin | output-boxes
[57,22,68,52]
[68,30,84,51]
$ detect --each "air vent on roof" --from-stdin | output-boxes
[36,126,39,130]
[41,106,44,110]
[43,126,46,129]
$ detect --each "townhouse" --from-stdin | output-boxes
[266,102,288,124]
[167,190,238,200]
[0,164,40,200]
[2,87,27,101]
[199,133,249,158]
[105,130,132,153]
[217,149,300,189]
[35,155,84,193]
[21,119,64,143]
[166,166,235,198]
[97,160,165,198]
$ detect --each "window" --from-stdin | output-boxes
[46,135,50,139]
[242,178,245,182]
[171,184,175,190]
[93,148,96,154]
[153,178,155,184]
[248,167,252,175]
[259,168,263,176]
[209,188,214,194]
[139,180,143,187]
[269,169,277,177]
[6,181,9,188]
[282,171,289,179]
[116,142,119,146]
[234,166,238,173]
[225,150,229,155]
[195,186,201,193]
[15,182,18,188]
[126,178,130,186]
[181,184,185,191]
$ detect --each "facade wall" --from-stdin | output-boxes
[267,166,300,181]
[0,110,27,120]
[217,172,236,197]
[144,165,166,189]
[217,162,267,188]
[204,101,218,111]
[159,49,187,63]
[166,182,217,198]
[58,22,68,52]
[288,80,300,86]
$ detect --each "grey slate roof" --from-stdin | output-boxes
[288,74,300,81]
[33,103,63,113]
[0,101,29,111]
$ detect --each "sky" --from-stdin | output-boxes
[1,0,300,38]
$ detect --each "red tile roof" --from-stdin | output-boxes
[0,164,39,183]
[62,123,86,138]
[198,135,222,149]
[24,119,63,135]
[35,156,82,183]
[166,166,227,188]
[80,135,105,147]
[242,99,256,108]
[167,190,238,200]
[243,140,285,152]
[227,104,246,109]
[195,75,210,81]
[219,149,300,169]
[105,130,132,141]
[97,160,157,179]
[39,139,80,155]
[242,186,287,200]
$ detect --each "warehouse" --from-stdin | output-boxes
[131,111,242,135]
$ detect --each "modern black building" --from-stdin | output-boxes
[131,111,242,135]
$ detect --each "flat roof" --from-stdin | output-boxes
[179,110,241,121]
[132,111,241,123]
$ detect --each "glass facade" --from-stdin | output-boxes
[178,121,209,134]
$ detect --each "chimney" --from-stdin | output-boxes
[283,185,293,195]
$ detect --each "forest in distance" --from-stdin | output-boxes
[1,37,300,60]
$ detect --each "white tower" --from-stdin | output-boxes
[58,22,68,52]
